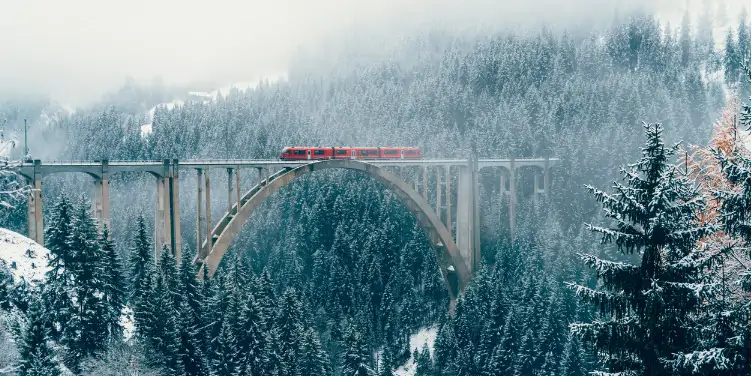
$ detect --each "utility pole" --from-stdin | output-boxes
[23,118,28,159]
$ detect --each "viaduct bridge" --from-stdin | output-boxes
[13,157,558,300]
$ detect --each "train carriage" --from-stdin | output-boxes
[279,146,422,160]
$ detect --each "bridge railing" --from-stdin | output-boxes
[15,157,560,166]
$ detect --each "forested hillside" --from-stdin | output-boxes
[0,9,749,376]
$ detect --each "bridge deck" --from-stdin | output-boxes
[12,158,559,179]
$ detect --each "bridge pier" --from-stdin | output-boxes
[455,159,480,274]
[205,169,212,258]
[509,159,517,241]
[544,157,551,199]
[227,168,234,215]
[445,165,451,231]
[435,167,442,223]
[154,159,181,262]
[26,160,43,246]
[92,161,110,235]
[196,169,204,261]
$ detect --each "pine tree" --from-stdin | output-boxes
[158,244,180,311]
[432,321,458,376]
[299,328,330,376]
[212,319,240,376]
[17,299,61,376]
[559,335,586,376]
[177,297,208,376]
[40,195,76,341]
[340,324,376,376]
[130,214,153,305]
[0,264,14,311]
[133,256,156,340]
[63,196,111,372]
[414,344,433,376]
[176,249,209,376]
[567,123,716,375]
[666,103,752,375]
[235,292,268,375]
[378,349,395,376]
[99,226,125,342]
[724,28,740,84]
[149,248,183,375]
[737,12,750,71]
[513,328,536,376]
[275,288,306,376]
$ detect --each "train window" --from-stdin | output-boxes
[384,150,398,155]
[336,150,348,155]
[314,150,325,155]
[293,150,306,155]
[359,149,377,155]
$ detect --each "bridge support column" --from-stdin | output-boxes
[227,168,234,215]
[455,160,480,274]
[196,169,204,261]
[205,170,212,256]
[93,160,110,235]
[445,166,451,231]
[26,160,43,246]
[471,157,480,272]
[154,159,180,262]
[422,166,428,200]
[155,174,167,260]
[235,169,241,210]
[435,167,442,222]
[533,169,541,206]
[509,159,517,242]
[544,157,551,199]
[171,160,181,263]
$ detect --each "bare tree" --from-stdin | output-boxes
[0,160,30,210]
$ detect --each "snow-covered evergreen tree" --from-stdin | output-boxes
[299,327,330,376]
[99,225,125,342]
[665,101,751,375]
[559,335,586,376]
[129,214,153,304]
[17,298,61,376]
[568,123,716,375]
[414,344,434,376]
[212,319,240,376]
[176,249,209,376]
[340,324,376,376]
[63,196,111,372]
[41,195,76,341]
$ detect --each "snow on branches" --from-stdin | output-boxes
[0,160,30,210]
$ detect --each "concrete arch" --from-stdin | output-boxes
[197,159,470,299]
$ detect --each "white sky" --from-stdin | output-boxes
[0,0,747,105]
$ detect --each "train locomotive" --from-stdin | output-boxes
[279,146,423,160]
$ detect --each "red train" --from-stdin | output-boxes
[279,146,423,160]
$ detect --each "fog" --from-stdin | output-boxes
[0,0,746,106]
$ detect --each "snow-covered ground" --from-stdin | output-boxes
[0,227,135,341]
[0,228,51,285]
[374,326,438,376]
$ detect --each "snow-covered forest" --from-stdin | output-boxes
[0,3,750,376]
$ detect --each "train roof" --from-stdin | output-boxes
[283,146,420,148]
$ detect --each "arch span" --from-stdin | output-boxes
[196,159,470,299]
